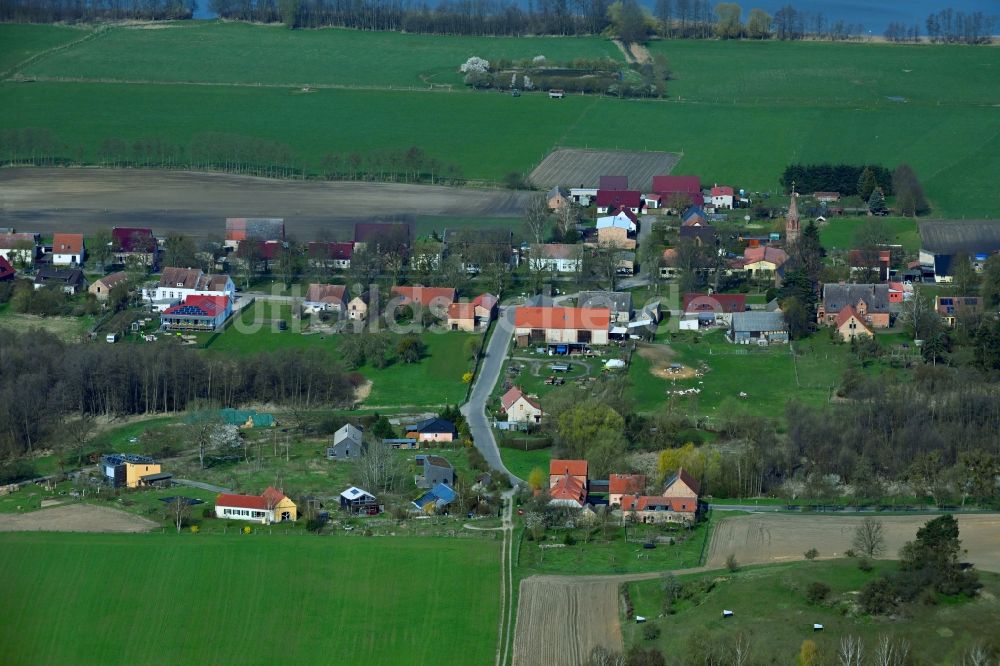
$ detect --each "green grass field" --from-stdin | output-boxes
[818,215,921,252]
[499,445,552,481]
[15,22,620,88]
[2,23,999,216]
[0,532,499,666]
[0,23,88,74]
[625,559,1000,663]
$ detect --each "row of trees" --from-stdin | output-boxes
[925,8,996,45]
[0,329,358,459]
[779,163,893,198]
[0,0,194,22]
[0,128,464,185]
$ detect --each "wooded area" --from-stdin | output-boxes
[0,329,357,459]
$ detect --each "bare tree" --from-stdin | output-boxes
[590,240,625,290]
[963,645,990,666]
[873,634,910,666]
[524,193,551,244]
[556,201,580,238]
[185,410,222,469]
[853,517,886,559]
[839,635,864,666]
[732,632,752,666]
[353,437,406,493]
[164,496,191,533]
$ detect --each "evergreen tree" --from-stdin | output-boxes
[789,221,824,284]
[867,188,887,215]
[857,166,878,199]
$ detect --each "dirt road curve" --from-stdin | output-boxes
[0,503,158,533]
[706,513,1000,572]
[512,513,1000,665]
[0,168,530,239]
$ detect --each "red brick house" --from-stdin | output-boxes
[608,473,646,507]
[652,175,702,208]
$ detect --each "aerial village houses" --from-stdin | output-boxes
[935,295,983,327]
[307,241,353,271]
[391,286,456,317]
[834,305,874,341]
[0,257,14,282]
[548,459,588,509]
[595,190,643,215]
[341,486,381,515]
[0,232,39,267]
[51,233,84,266]
[215,486,297,523]
[848,249,891,282]
[112,227,158,267]
[405,417,457,443]
[346,291,370,322]
[499,386,543,426]
[652,175,702,209]
[327,423,364,460]
[144,267,235,310]
[514,306,611,350]
[680,293,747,329]
[416,455,455,488]
[710,185,734,209]
[160,295,232,331]
[817,283,891,328]
[88,271,129,302]
[530,244,582,273]
[577,291,632,325]
[737,246,789,285]
[305,283,347,313]
[729,311,789,345]
[595,210,638,250]
[34,267,87,294]
[608,473,646,507]
[224,217,285,250]
[100,454,163,489]
[917,219,1000,282]
[547,186,571,211]
[620,468,701,524]
[446,293,498,332]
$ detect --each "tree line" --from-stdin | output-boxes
[0,328,357,460]
[780,163,893,198]
[0,0,193,22]
[0,128,464,185]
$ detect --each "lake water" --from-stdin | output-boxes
[193,0,996,33]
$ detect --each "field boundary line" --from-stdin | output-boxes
[1,25,106,80]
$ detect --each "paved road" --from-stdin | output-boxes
[461,305,519,484]
[0,167,530,239]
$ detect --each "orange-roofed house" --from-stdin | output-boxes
[549,459,587,488]
[608,473,646,507]
[391,286,456,319]
[51,233,85,266]
[834,305,873,341]
[620,495,698,524]
[215,486,297,523]
[549,473,587,509]
[662,468,700,502]
[500,386,543,425]
[514,307,611,350]
[447,293,498,332]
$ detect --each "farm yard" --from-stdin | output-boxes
[0,532,500,666]
[0,23,998,216]
[528,148,680,191]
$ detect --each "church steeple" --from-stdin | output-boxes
[786,183,800,245]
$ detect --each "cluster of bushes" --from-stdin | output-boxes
[780,163,893,197]
[3,279,99,317]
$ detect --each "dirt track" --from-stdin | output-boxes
[706,513,1000,572]
[512,513,1000,664]
[0,167,530,239]
[0,503,158,532]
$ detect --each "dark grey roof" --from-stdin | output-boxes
[35,267,85,286]
[731,311,786,333]
[578,291,632,314]
[918,220,1000,255]
[822,283,890,314]
[679,225,716,244]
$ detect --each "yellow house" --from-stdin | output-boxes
[215,487,297,523]
[347,293,369,321]
[101,454,162,489]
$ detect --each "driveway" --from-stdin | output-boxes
[461,306,520,484]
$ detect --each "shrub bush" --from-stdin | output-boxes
[642,623,661,641]
[805,581,830,604]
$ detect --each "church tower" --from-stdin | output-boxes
[786,184,800,246]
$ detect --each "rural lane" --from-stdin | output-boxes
[461,305,519,485]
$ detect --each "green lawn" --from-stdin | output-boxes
[19,22,621,88]
[0,532,499,666]
[517,510,717,575]
[200,303,478,407]
[2,30,999,216]
[625,558,1000,664]
[499,445,552,482]
[818,215,921,252]
[0,23,88,74]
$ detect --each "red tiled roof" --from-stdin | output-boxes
[835,305,872,332]
[0,256,14,280]
[652,175,701,196]
[607,207,639,223]
[595,190,642,209]
[848,249,891,268]
[308,241,354,261]
[306,283,346,304]
[216,493,268,510]
[52,233,83,255]
[112,227,155,253]
[549,473,587,505]
[164,295,229,317]
[447,302,476,320]
[515,307,611,332]
[549,459,588,479]
[533,243,579,260]
[609,474,646,495]
[743,246,788,267]
[683,293,746,314]
[500,386,541,412]
[391,286,456,307]
[261,486,287,506]
[711,186,734,197]
[662,248,678,265]
[472,293,498,310]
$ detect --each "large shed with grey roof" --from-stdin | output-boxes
[918,220,1000,282]
[728,311,788,345]
[578,291,633,324]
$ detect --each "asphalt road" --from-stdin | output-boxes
[0,167,531,239]
[461,305,519,484]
